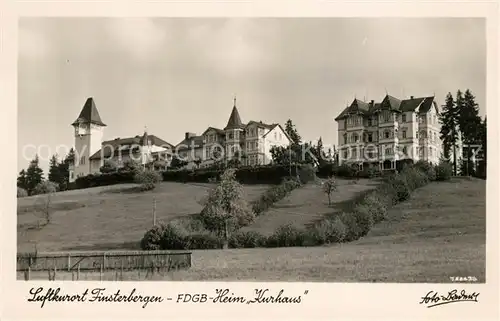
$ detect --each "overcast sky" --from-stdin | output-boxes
[18,18,486,174]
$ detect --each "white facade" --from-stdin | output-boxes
[335,95,443,170]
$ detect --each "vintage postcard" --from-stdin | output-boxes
[1,1,498,320]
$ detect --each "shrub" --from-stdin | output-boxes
[17,187,28,198]
[252,176,302,215]
[400,166,429,190]
[187,233,223,249]
[32,181,58,195]
[100,159,118,173]
[362,193,388,223]
[339,212,362,242]
[266,224,307,247]
[386,175,411,203]
[140,223,167,250]
[121,159,141,173]
[414,160,437,181]
[229,230,267,248]
[298,164,317,184]
[310,217,346,244]
[134,169,162,191]
[435,161,453,181]
[334,164,356,178]
[75,171,135,189]
[352,204,374,237]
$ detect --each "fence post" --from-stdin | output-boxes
[67,254,71,272]
[120,260,124,281]
[100,264,103,281]
[77,264,80,280]
[53,266,57,281]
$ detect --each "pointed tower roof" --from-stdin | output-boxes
[224,97,244,130]
[139,126,149,146]
[71,97,106,126]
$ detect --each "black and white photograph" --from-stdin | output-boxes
[15,17,488,283]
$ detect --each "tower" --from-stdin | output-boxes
[224,97,244,160]
[70,97,106,181]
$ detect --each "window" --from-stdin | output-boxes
[343,134,347,144]
[402,130,407,139]
[353,134,359,143]
[367,118,372,126]
[274,132,277,140]
[367,133,373,143]
[70,172,74,179]
[402,114,407,123]
[352,148,357,159]
[429,147,433,157]
[402,146,408,156]
[344,150,348,159]
[419,147,424,158]
[416,132,419,139]
[80,156,86,165]
[384,130,390,139]
[228,132,233,140]
[385,147,392,155]
[384,112,390,122]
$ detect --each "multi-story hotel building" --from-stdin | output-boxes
[334,94,443,170]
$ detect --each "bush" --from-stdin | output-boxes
[229,230,267,248]
[266,224,307,247]
[121,159,141,173]
[298,164,317,184]
[352,204,374,237]
[75,171,135,189]
[414,160,437,181]
[386,175,411,203]
[100,159,118,173]
[134,169,162,191]
[435,161,453,181]
[362,193,388,223]
[333,164,356,178]
[17,187,28,198]
[140,223,167,250]
[32,181,58,195]
[339,212,362,242]
[187,233,223,249]
[252,177,302,215]
[400,166,429,190]
[158,220,193,250]
[310,217,346,244]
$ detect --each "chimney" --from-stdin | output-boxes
[410,96,414,99]
[185,132,196,140]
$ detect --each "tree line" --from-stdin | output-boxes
[17,148,75,196]
[439,89,486,177]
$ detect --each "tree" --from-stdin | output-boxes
[284,119,302,146]
[476,117,487,178]
[199,168,255,249]
[170,156,188,169]
[25,155,44,195]
[439,93,460,175]
[322,176,337,206]
[459,89,482,176]
[194,158,202,169]
[17,169,28,190]
[48,154,63,186]
[56,148,75,191]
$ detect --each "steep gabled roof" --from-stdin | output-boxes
[202,127,225,136]
[71,97,106,126]
[175,135,204,151]
[224,105,244,130]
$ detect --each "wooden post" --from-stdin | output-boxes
[53,265,57,280]
[120,260,124,281]
[103,253,106,271]
[152,198,156,226]
[48,269,51,281]
[27,266,31,281]
[77,264,80,280]
[100,264,103,281]
[72,271,75,281]
[67,254,71,272]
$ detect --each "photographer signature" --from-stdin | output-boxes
[419,290,480,308]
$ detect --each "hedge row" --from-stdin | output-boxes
[140,161,451,250]
[316,160,414,179]
[74,164,308,190]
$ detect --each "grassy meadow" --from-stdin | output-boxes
[18,177,486,282]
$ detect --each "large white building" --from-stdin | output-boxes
[69,97,291,181]
[334,94,443,170]
[175,98,291,168]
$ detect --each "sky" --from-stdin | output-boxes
[18,18,486,174]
